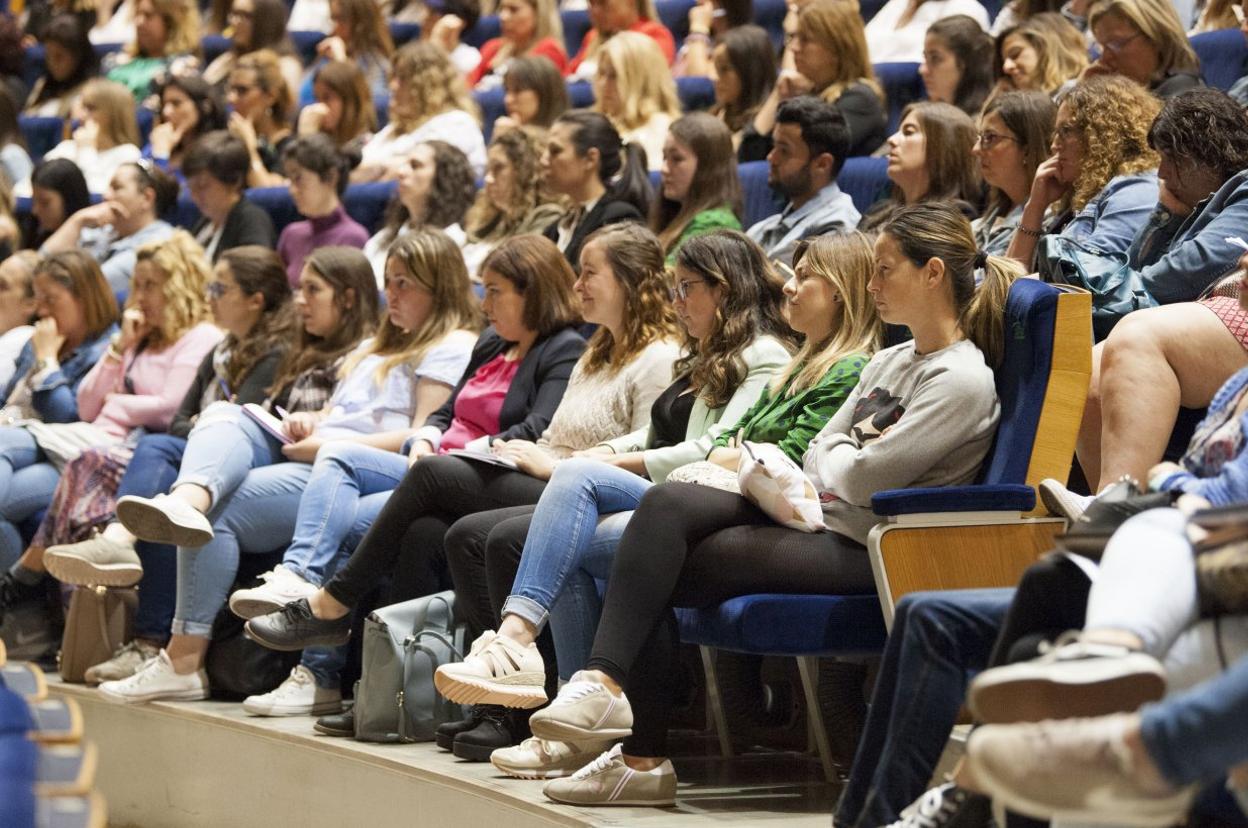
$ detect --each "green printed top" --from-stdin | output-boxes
[665,206,742,266]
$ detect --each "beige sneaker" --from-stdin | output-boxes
[44,535,143,588]
[543,744,676,807]
[491,736,615,779]
[434,630,547,708]
[529,671,633,742]
[83,639,160,685]
[116,494,214,547]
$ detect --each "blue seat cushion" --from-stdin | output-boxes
[677,593,887,656]
[1192,29,1248,92]
[872,484,1036,516]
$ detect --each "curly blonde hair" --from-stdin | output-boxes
[390,41,479,132]
[1061,75,1160,213]
[132,230,212,349]
[465,126,559,241]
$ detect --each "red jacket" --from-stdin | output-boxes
[568,19,676,73]
[469,36,568,86]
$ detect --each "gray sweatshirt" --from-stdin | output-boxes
[802,338,1000,544]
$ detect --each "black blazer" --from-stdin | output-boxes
[169,345,284,438]
[425,326,587,442]
[544,195,643,272]
[193,197,278,263]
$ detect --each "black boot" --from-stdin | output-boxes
[436,706,485,751]
[314,708,355,738]
[0,570,45,625]
[452,705,520,761]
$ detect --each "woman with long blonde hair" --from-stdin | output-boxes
[42,79,142,194]
[1084,0,1202,97]
[995,12,1089,95]
[593,31,680,171]
[469,0,567,89]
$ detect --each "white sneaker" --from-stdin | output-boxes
[491,736,615,779]
[116,494,214,547]
[97,649,208,703]
[229,567,317,619]
[242,665,343,716]
[434,630,547,708]
[529,671,633,742]
[1038,479,1096,523]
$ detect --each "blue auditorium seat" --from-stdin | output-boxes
[173,182,398,238]
[567,80,595,108]
[390,21,421,46]
[754,0,788,48]
[290,31,325,65]
[562,9,592,57]
[21,45,45,92]
[859,0,887,22]
[17,116,63,164]
[874,62,924,133]
[737,160,783,228]
[374,94,390,129]
[93,42,124,60]
[0,685,35,828]
[676,76,715,112]
[463,15,502,48]
[1191,29,1248,91]
[201,34,232,64]
[475,87,506,144]
[137,107,154,146]
[836,156,889,214]
[656,0,695,48]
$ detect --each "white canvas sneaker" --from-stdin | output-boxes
[242,665,343,716]
[229,567,317,619]
[97,649,208,703]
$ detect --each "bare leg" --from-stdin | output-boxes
[1076,342,1106,488]
[1095,305,1247,489]
[497,613,539,646]
[168,483,212,514]
[101,522,136,546]
[165,633,210,675]
[307,588,350,620]
[16,546,45,574]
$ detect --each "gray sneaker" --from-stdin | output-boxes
[45,535,143,588]
[116,494,214,547]
[244,598,351,651]
[543,744,676,807]
[529,671,633,742]
[83,639,160,685]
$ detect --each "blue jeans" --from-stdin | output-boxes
[175,403,287,506]
[835,590,1012,828]
[0,426,58,569]
[118,433,185,641]
[281,443,407,587]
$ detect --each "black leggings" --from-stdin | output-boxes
[325,455,548,609]
[584,482,877,756]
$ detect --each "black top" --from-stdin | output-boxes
[1152,71,1204,100]
[425,326,588,442]
[649,375,695,449]
[544,195,644,273]
[169,344,284,438]
[737,82,888,163]
[192,197,279,263]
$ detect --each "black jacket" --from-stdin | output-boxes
[193,197,278,263]
[544,196,643,272]
[424,326,587,442]
[169,345,284,437]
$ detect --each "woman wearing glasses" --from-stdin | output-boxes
[971,91,1056,257]
[1082,0,1202,100]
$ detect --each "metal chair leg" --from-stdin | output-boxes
[699,645,733,758]
[797,656,837,783]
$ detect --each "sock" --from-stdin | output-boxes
[8,563,42,586]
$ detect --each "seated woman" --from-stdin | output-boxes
[46,246,375,685]
[103,0,201,101]
[866,0,990,64]
[971,91,1056,257]
[920,15,995,118]
[1084,0,1203,99]
[526,204,1021,807]
[43,80,142,195]
[860,102,980,230]
[0,254,38,394]
[227,50,296,188]
[1004,75,1160,272]
[495,56,570,132]
[145,75,228,176]
[566,0,675,81]
[417,0,483,76]
[277,135,369,286]
[362,141,477,285]
[39,161,178,298]
[745,0,886,161]
[0,91,32,195]
[463,127,566,277]
[650,113,742,265]
[297,0,393,107]
[593,31,680,172]
[706,25,776,158]
[0,234,221,616]
[469,0,567,89]
[26,160,91,250]
[23,15,99,120]
[298,60,376,155]
[542,111,652,273]
[104,238,552,704]
[202,0,302,97]
[184,131,278,262]
[994,13,1089,97]
[673,0,752,78]
[354,41,486,182]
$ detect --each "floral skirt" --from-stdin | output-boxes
[32,443,134,549]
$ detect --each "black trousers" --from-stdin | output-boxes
[324,455,548,609]
[584,482,878,755]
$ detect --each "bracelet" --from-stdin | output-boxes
[1016,225,1044,238]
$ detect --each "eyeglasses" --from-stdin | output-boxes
[228,84,256,96]
[975,131,1017,150]
[1097,31,1143,54]
[669,278,709,302]
[228,8,254,18]
[205,282,235,300]
[1054,123,1081,142]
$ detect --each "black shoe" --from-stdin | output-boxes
[0,571,45,626]
[314,708,354,737]
[436,707,484,751]
[884,784,993,828]
[452,705,519,761]
[244,598,352,651]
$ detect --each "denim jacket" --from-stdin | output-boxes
[1,324,117,423]
[1059,172,1159,258]
[1127,169,1248,305]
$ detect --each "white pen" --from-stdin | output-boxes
[276,406,290,419]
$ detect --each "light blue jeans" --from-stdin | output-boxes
[0,426,58,569]
[174,402,288,507]
[503,458,652,678]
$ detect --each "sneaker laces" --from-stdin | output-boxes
[120,654,175,688]
[272,667,314,696]
[570,746,620,780]
[891,783,965,828]
[552,680,603,707]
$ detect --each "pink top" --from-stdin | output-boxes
[76,322,224,439]
[438,353,520,452]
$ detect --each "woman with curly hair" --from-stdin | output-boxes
[362,141,478,285]
[593,32,680,172]
[463,127,566,276]
[298,0,393,107]
[103,0,202,101]
[995,13,1089,96]
[1083,0,1202,99]
[354,41,485,182]
[1005,74,1160,270]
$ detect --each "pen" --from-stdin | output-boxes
[275,406,290,419]
[217,377,230,400]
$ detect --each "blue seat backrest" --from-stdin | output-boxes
[290,30,325,65]
[374,94,390,129]
[977,278,1059,486]
[676,76,715,112]
[568,80,595,108]
[474,87,506,144]
[173,182,397,237]
[836,156,889,214]
[390,21,421,47]
[656,0,695,48]
[18,116,63,163]
[201,34,231,64]
[754,0,788,48]
[562,9,592,56]
[93,42,124,60]
[137,106,154,146]
[981,0,1003,22]
[21,45,44,91]
[874,62,924,133]
[463,15,502,48]
[738,160,783,228]
[860,0,887,22]
[1191,29,1248,91]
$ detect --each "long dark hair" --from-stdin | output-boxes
[555,110,652,217]
[155,75,228,157]
[26,14,99,110]
[381,141,476,236]
[926,15,994,116]
[650,113,742,254]
[218,246,296,391]
[711,24,776,133]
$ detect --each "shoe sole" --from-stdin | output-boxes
[243,621,351,652]
[313,721,354,737]
[43,553,142,588]
[434,670,548,709]
[229,595,291,620]
[544,790,676,807]
[453,739,508,762]
[969,665,1166,724]
[490,754,593,780]
[116,498,214,548]
[435,732,455,750]
[243,700,343,717]
[529,718,632,743]
[98,686,208,704]
[1038,481,1087,523]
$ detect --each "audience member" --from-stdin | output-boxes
[227,50,296,188]
[995,12,1090,95]
[747,96,859,266]
[651,113,742,264]
[990,0,1066,34]
[674,0,753,77]
[497,56,569,131]
[469,0,567,89]
[0,253,38,392]
[26,159,91,249]
[298,0,393,106]
[23,15,99,119]
[298,60,376,154]
[593,31,680,172]
[43,79,142,194]
[0,88,31,191]
[707,25,776,157]
[183,131,278,261]
[972,91,1056,256]
[103,0,202,101]
[419,0,484,76]
[567,0,676,80]
[1085,0,1203,98]
[277,136,367,286]
[866,0,990,63]
[202,0,301,97]
[146,74,227,174]
[921,15,996,117]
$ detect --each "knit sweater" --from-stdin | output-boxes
[711,353,870,465]
[537,338,680,458]
[277,205,370,286]
[803,338,999,544]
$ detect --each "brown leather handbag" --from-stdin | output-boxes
[59,586,137,683]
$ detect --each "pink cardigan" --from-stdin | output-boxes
[76,322,223,439]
